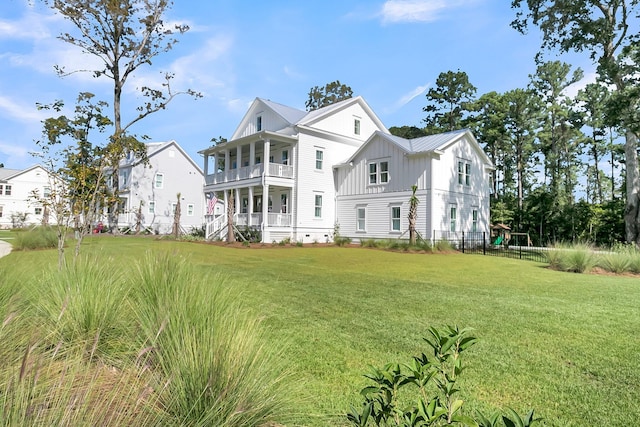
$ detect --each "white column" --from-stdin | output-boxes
[236,145,242,180]
[250,141,256,167]
[235,188,241,215]
[204,153,209,176]
[248,186,254,225]
[263,139,271,177]
[262,183,269,242]
[224,150,230,182]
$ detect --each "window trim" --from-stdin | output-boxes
[187,203,195,216]
[368,162,377,184]
[458,160,471,186]
[256,115,262,132]
[154,173,164,189]
[315,149,324,170]
[354,118,361,135]
[472,209,478,232]
[368,160,390,186]
[391,205,401,232]
[314,194,323,218]
[450,205,457,232]
[356,206,366,232]
[4,185,11,196]
[148,201,155,214]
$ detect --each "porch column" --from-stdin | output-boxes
[263,139,271,177]
[262,183,269,242]
[235,188,241,215]
[203,153,209,177]
[224,150,230,182]
[236,145,242,180]
[248,186,254,225]
[250,141,256,167]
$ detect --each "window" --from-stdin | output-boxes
[0,206,3,217]
[35,207,42,215]
[171,202,177,214]
[4,185,11,196]
[148,201,155,214]
[356,207,366,231]
[118,197,127,215]
[354,118,361,135]
[119,169,129,189]
[281,150,289,165]
[391,206,401,231]
[450,206,457,232]
[154,173,164,189]
[241,197,248,213]
[43,187,51,198]
[314,194,322,218]
[255,156,261,164]
[0,185,3,195]
[472,209,478,232]
[281,193,288,213]
[315,150,323,170]
[256,115,262,131]
[369,161,390,185]
[187,204,194,216]
[380,161,389,183]
[458,161,470,186]
[369,163,377,184]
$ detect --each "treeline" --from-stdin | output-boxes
[390,63,627,247]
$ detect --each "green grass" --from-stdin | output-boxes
[2,237,640,426]
[0,229,15,242]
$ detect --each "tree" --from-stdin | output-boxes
[172,192,181,238]
[42,0,200,230]
[423,70,476,134]
[305,80,353,111]
[408,185,419,245]
[512,0,640,245]
[388,125,428,139]
[226,190,235,243]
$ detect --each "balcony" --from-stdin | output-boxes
[205,162,294,186]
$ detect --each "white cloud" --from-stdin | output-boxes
[0,141,31,162]
[0,95,47,123]
[384,83,430,114]
[563,72,598,99]
[380,0,474,24]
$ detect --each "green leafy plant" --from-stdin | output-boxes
[347,326,539,427]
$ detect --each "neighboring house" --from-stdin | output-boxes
[108,140,204,234]
[0,165,56,228]
[200,96,493,243]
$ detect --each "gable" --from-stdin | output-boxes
[231,98,305,140]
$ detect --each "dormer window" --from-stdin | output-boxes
[354,118,361,135]
[256,115,262,132]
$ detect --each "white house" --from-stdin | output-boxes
[0,165,56,228]
[200,96,493,243]
[109,140,205,234]
[334,129,494,241]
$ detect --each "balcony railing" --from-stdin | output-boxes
[231,213,292,228]
[267,213,292,227]
[205,162,293,185]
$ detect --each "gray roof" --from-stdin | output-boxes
[259,98,308,125]
[387,129,470,154]
[0,168,21,181]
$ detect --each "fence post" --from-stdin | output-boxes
[519,242,522,259]
[483,231,486,255]
[461,232,465,253]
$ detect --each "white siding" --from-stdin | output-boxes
[0,166,56,228]
[305,103,377,144]
[233,103,292,139]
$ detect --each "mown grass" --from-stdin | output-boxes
[1,237,640,426]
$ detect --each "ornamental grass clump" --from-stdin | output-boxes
[131,252,294,427]
[12,227,58,251]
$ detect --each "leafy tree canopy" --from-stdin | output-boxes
[305,80,353,111]
[423,70,476,134]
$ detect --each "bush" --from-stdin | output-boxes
[347,326,539,427]
[334,236,352,247]
[12,226,58,251]
[433,239,454,252]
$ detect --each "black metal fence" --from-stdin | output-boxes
[433,231,548,263]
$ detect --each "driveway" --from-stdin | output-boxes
[0,240,12,258]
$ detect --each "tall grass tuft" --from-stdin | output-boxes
[30,257,133,363]
[131,252,295,426]
[546,243,597,273]
[12,227,58,251]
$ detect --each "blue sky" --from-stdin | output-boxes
[0,0,596,170]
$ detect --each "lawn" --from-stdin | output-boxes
[2,236,640,426]
[0,229,14,242]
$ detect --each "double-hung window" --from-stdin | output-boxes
[458,161,471,186]
[368,160,390,185]
[391,206,401,232]
[314,194,322,218]
[0,185,3,195]
[256,115,262,132]
[472,209,478,232]
[356,207,366,231]
[4,185,11,196]
[354,118,361,135]
[154,173,164,189]
[315,150,323,170]
[187,204,194,216]
[148,201,155,214]
[450,205,457,232]
[282,150,289,165]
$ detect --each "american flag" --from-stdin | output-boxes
[207,193,218,215]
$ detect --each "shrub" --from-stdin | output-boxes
[190,224,206,238]
[433,239,454,253]
[564,244,596,273]
[12,227,58,251]
[334,236,352,247]
[598,252,632,274]
[347,326,539,427]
